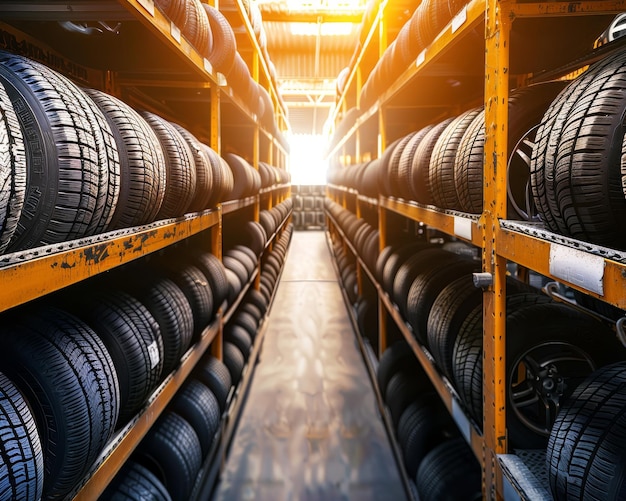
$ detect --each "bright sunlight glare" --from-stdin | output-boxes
[287,134,328,185]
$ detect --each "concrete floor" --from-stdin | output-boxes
[214,231,406,501]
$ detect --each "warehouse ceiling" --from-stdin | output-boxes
[256,0,366,135]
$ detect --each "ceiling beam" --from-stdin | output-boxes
[259,10,363,23]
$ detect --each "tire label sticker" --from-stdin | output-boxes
[451,6,468,34]
[147,342,160,369]
[454,216,473,241]
[171,23,181,44]
[137,0,155,16]
[204,58,214,74]
[549,244,604,295]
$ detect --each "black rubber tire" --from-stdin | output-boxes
[136,411,202,501]
[385,369,432,428]
[387,133,418,197]
[244,288,269,316]
[530,54,621,236]
[242,221,267,257]
[154,0,187,27]
[187,251,229,314]
[397,393,458,478]
[0,372,43,501]
[129,271,194,378]
[381,241,432,295]
[163,262,214,338]
[170,379,221,456]
[77,290,164,425]
[185,0,213,58]
[193,355,232,412]
[377,138,404,197]
[392,248,460,319]
[0,307,119,500]
[226,247,257,277]
[377,339,420,401]
[85,88,166,228]
[415,438,482,501]
[429,108,482,210]
[454,298,621,448]
[0,53,120,250]
[0,80,25,254]
[225,268,243,307]
[203,5,237,75]
[455,82,567,215]
[224,153,253,200]
[224,324,253,359]
[203,145,226,207]
[397,125,433,200]
[101,460,172,501]
[410,117,454,205]
[554,54,626,248]
[239,300,263,323]
[140,111,196,219]
[224,255,250,287]
[231,310,259,340]
[406,257,479,346]
[223,342,246,386]
[259,210,276,238]
[547,361,626,501]
[173,124,213,213]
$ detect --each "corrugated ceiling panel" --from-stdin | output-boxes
[275,50,352,80]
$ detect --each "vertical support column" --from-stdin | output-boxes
[377,204,388,357]
[210,84,221,155]
[483,1,510,498]
[211,209,223,360]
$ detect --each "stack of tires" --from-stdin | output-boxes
[0,247,229,500]
[102,354,230,500]
[0,51,242,257]
[258,222,292,305]
[377,340,481,499]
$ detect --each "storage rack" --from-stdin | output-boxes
[325,1,626,499]
[0,1,291,498]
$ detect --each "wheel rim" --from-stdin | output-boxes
[507,125,540,221]
[509,341,596,437]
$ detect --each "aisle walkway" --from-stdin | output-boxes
[214,231,407,500]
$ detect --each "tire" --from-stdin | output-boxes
[392,248,461,319]
[193,355,232,412]
[231,310,259,340]
[162,262,214,338]
[242,221,267,257]
[0,53,120,250]
[224,153,253,200]
[203,5,237,75]
[224,324,253,359]
[224,255,250,287]
[381,241,432,295]
[223,342,245,386]
[415,438,482,501]
[173,124,213,213]
[0,80,25,254]
[85,88,166,228]
[410,118,454,204]
[244,288,269,316]
[387,133,418,197]
[0,372,43,501]
[429,108,482,210]
[187,251,229,315]
[225,268,242,307]
[547,361,626,500]
[101,460,172,501]
[203,145,226,207]
[154,0,187,27]
[454,298,621,448]
[555,54,626,247]
[225,247,257,277]
[129,271,194,378]
[377,138,403,197]
[76,290,164,425]
[377,339,419,400]
[397,125,433,200]
[406,257,479,346]
[455,82,567,215]
[530,53,623,236]
[385,368,433,428]
[140,111,196,219]
[0,307,119,500]
[170,379,221,456]
[397,393,457,478]
[136,411,202,501]
[184,0,213,58]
